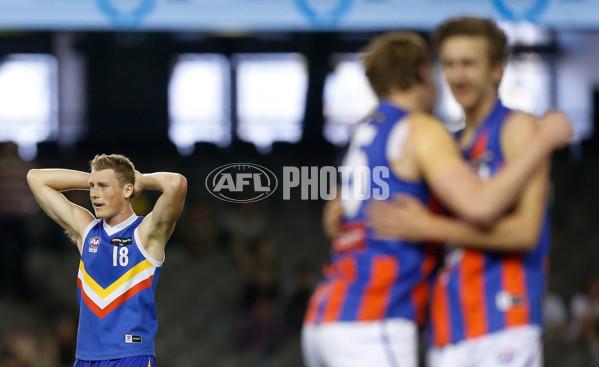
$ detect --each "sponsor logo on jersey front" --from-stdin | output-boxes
[88,237,101,253]
[110,237,133,246]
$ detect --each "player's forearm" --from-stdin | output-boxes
[138,172,187,193]
[468,135,551,225]
[424,214,538,251]
[27,169,90,191]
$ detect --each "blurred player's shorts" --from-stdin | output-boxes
[428,325,541,367]
[302,318,417,367]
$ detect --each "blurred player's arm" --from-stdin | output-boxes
[412,112,568,226]
[26,169,95,252]
[369,194,539,251]
[137,171,187,259]
[322,193,342,238]
[370,112,549,251]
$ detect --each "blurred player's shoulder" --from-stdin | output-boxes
[501,110,538,158]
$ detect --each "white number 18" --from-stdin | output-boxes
[113,247,129,267]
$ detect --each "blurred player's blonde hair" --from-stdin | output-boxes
[433,17,508,66]
[90,154,135,188]
[362,31,430,98]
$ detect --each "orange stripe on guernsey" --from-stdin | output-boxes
[304,282,327,323]
[78,276,154,319]
[412,251,437,325]
[460,250,488,339]
[79,260,153,298]
[470,130,490,160]
[431,274,451,346]
[358,256,398,321]
[322,257,357,322]
[502,255,529,327]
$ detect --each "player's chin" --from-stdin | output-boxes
[455,95,476,110]
[93,207,106,218]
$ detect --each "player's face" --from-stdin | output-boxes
[89,169,129,219]
[439,36,503,112]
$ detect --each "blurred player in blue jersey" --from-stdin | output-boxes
[303,31,571,367]
[368,17,562,367]
[27,154,187,367]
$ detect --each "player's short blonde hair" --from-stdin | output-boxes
[90,154,135,188]
[362,31,430,98]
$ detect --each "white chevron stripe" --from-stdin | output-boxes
[78,267,156,309]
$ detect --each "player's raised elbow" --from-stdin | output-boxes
[167,174,187,196]
[26,169,42,187]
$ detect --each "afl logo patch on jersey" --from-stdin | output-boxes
[88,237,101,253]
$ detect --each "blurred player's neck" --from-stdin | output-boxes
[387,88,425,113]
[464,89,498,130]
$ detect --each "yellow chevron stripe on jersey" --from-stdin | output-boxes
[79,260,154,299]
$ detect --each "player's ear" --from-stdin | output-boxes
[418,65,431,85]
[491,60,504,87]
[123,183,134,200]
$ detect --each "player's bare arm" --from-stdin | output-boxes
[411,112,569,226]
[26,169,96,253]
[368,193,538,251]
[369,112,551,251]
[322,195,343,238]
[136,171,187,261]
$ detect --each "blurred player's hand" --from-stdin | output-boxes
[367,195,432,242]
[322,196,343,238]
[538,110,574,149]
[133,170,143,198]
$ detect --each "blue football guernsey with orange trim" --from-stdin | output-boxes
[76,214,163,360]
[429,100,550,347]
[304,101,440,327]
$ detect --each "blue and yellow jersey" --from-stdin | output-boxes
[76,214,163,360]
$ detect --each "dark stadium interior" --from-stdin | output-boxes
[0,30,598,366]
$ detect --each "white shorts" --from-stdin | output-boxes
[428,325,542,367]
[302,318,417,367]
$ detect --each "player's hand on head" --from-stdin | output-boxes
[322,196,343,238]
[133,170,144,198]
[538,110,574,149]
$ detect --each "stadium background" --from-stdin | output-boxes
[0,0,598,366]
